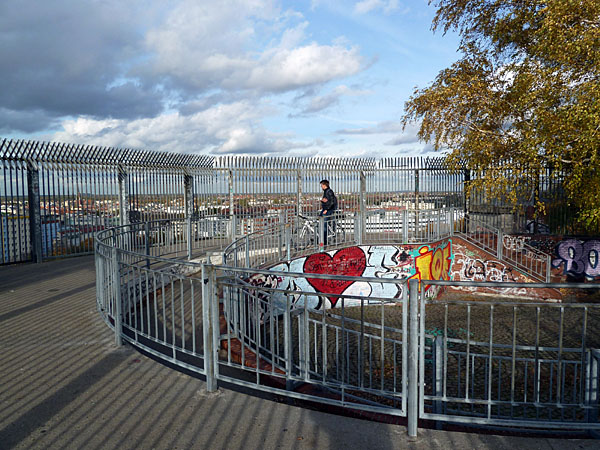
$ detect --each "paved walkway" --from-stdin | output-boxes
[0,257,597,450]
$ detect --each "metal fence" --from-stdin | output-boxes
[95,213,600,437]
[2,137,468,265]
[3,137,586,266]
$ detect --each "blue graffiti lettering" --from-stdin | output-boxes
[553,239,600,279]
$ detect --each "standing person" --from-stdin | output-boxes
[319,180,337,245]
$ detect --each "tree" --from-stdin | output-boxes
[403,0,600,231]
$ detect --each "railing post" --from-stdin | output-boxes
[407,278,419,438]
[433,335,443,424]
[298,310,308,381]
[284,294,293,389]
[497,229,503,260]
[546,254,552,283]
[187,215,193,260]
[586,349,600,424]
[112,247,123,347]
[285,223,291,261]
[144,221,151,268]
[403,209,409,243]
[449,207,454,237]
[318,215,325,252]
[202,264,218,392]
[278,222,283,261]
[354,212,362,245]
[26,161,42,263]
[245,235,250,268]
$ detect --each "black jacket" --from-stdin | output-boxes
[322,187,338,211]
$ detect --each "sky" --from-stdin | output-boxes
[0,0,460,158]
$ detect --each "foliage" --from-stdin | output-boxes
[403,0,600,229]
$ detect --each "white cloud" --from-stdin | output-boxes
[354,0,399,15]
[294,85,371,115]
[52,101,308,155]
[143,1,364,94]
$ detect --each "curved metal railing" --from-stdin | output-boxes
[95,209,600,436]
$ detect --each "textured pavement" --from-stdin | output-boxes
[0,256,598,450]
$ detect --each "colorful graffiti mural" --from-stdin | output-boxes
[553,239,600,279]
[409,240,452,293]
[248,241,454,310]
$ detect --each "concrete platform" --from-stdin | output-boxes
[0,256,598,449]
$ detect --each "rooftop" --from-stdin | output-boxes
[1,256,597,449]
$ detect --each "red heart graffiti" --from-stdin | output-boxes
[304,246,366,307]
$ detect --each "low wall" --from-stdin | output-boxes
[247,236,566,307]
[248,240,453,310]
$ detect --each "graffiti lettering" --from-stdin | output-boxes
[503,235,530,252]
[409,241,452,292]
[553,239,600,279]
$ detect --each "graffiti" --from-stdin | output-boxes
[409,241,453,294]
[553,239,600,279]
[450,243,529,296]
[502,234,549,263]
[503,235,530,252]
[304,246,366,307]
[247,244,436,310]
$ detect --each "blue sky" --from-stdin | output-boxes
[0,0,459,157]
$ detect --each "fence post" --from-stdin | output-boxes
[464,169,470,234]
[586,349,599,424]
[297,169,303,217]
[112,247,123,347]
[228,169,235,241]
[414,169,419,211]
[546,254,552,283]
[184,173,194,260]
[202,264,218,392]
[360,171,366,244]
[26,161,42,263]
[118,165,130,227]
[407,278,419,437]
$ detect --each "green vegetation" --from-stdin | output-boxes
[403,0,600,229]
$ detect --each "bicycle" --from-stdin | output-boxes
[293,212,345,252]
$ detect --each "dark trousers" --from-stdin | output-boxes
[319,209,335,245]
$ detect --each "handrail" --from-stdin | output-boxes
[94,210,600,436]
